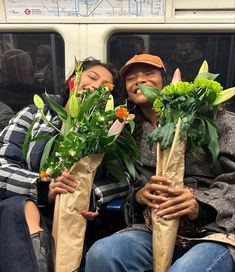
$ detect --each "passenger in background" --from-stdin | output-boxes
[167,38,203,82]
[109,35,145,70]
[33,44,64,93]
[0,48,37,113]
[0,101,14,132]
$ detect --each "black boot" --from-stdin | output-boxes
[31,231,55,272]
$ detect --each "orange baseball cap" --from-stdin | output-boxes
[119,53,166,77]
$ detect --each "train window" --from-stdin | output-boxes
[108,33,235,112]
[0,32,65,114]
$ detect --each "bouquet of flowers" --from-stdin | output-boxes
[139,60,235,272]
[24,60,140,271]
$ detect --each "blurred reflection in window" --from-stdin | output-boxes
[0,49,36,113]
[0,33,65,113]
[108,33,235,112]
[108,35,145,70]
[33,44,64,94]
[167,37,203,82]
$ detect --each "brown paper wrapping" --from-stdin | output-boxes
[52,153,104,272]
[152,118,186,272]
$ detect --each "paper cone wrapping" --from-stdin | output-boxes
[52,154,104,272]
[152,118,186,272]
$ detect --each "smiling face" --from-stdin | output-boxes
[78,65,113,92]
[125,63,163,106]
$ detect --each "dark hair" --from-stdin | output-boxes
[60,57,118,102]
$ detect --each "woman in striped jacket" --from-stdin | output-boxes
[0,58,129,272]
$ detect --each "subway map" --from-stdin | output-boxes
[4,0,165,18]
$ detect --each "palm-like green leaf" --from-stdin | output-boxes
[40,134,59,171]
[138,84,162,103]
[44,92,68,122]
[203,117,219,161]
[23,117,40,157]
[117,147,136,179]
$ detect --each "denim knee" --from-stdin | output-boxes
[170,242,235,272]
[85,231,153,272]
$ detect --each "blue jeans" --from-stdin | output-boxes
[85,230,234,272]
[0,196,38,272]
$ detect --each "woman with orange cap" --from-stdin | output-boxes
[85,54,235,272]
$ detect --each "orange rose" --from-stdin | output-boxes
[116,107,128,119]
[104,82,114,91]
[39,171,49,181]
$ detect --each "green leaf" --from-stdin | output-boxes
[206,91,217,104]
[195,72,219,81]
[22,117,40,157]
[62,114,72,135]
[160,123,175,150]
[117,147,136,179]
[204,117,219,161]
[78,90,99,119]
[99,135,116,146]
[127,120,135,134]
[103,158,126,182]
[40,134,59,171]
[138,84,162,103]
[148,122,175,150]
[44,92,68,122]
[117,130,140,159]
[30,135,52,142]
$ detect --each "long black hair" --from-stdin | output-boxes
[60,57,118,102]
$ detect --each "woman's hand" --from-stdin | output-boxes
[48,169,77,202]
[154,187,199,220]
[135,175,173,209]
[48,170,99,220]
[135,175,199,220]
[81,210,99,220]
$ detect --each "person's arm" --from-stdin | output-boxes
[0,106,39,202]
[194,111,235,232]
[194,171,235,232]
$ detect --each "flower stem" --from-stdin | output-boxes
[41,110,62,134]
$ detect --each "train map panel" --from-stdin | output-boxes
[3,0,165,18]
